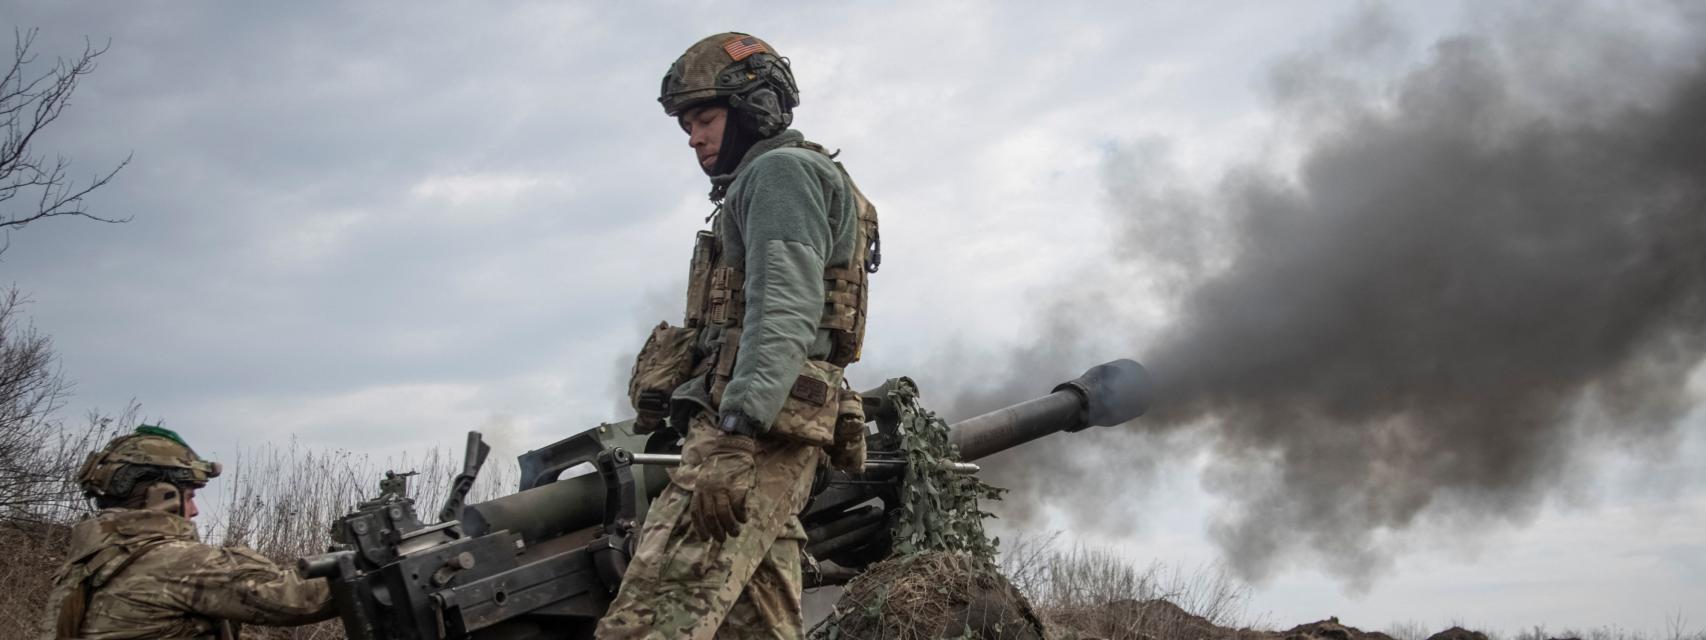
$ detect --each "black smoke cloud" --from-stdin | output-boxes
[969,4,1706,589]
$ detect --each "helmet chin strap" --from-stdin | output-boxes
[141,482,186,516]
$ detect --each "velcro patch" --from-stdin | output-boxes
[790,375,831,406]
[723,36,769,61]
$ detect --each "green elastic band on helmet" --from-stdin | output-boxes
[134,424,187,447]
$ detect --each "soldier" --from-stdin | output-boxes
[599,33,879,639]
[41,425,335,639]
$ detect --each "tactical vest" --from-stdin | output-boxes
[683,141,880,410]
[627,141,879,438]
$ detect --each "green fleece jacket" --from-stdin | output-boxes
[690,129,860,430]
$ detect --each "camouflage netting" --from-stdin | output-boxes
[813,381,1044,640]
[821,552,1044,640]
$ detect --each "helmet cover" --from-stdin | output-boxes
[660,32,799,136]
[77,425,222,501]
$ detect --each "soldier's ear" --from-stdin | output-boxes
[142,482,183,515]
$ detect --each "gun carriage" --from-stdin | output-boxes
[302,359,1151,639]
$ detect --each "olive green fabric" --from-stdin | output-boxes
[595,411,822,640]
[676,129,860,432]
[40,509,333,639]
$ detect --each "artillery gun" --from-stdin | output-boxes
[302,359,1152,639]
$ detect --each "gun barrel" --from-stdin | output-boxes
[948,359,1152,462]
[462,465,669,543]
[464,359,1147,543]
[630,452,979,474]
[298,550,352,579]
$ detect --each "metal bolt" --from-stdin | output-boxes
[352,521,369,535]
[453,552,476,570]
[432,566,457,587]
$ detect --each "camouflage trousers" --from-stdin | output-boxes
[596,412,823,640]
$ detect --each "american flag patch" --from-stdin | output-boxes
[722,36,769,61]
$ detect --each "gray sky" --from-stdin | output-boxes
[3,0,1702,634]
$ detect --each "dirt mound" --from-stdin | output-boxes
[1042,598,1253,640]
[818,552,1046,640]
[1276,617,1398,640]
[1418,627,1579,640]
[1424,628,1490,640]
[1043,608,1466,640]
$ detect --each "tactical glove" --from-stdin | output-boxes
[690,434,757,541]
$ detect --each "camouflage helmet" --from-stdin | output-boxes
[660,32,799,137]
[77,425,222,501]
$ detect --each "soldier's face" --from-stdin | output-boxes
[183,488,200,519]
[679,104,727,173]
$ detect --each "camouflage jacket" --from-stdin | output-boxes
[40,509,333,640]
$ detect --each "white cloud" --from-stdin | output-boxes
[407,171,574,212]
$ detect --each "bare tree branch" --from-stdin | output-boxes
[0,28,130,240]
[0,288,72,521]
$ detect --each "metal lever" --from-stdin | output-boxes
[438,431,491,523]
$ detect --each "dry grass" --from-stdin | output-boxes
[0,406,127,638]
[208,438,517,558]
[199,439,518,640]
[1499,621,1706,640]
[1000,535,1257,640]
[1386,620,1433,640]
[0,520,71,636]
[0,413,516,640]
[2,418,1701,640]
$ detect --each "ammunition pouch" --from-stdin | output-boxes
[821,266,866,367]
[767,359,841,447]
[827,385,867,472]
[705,327,840,447]
[627,322,700,434]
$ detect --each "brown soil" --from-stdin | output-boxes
[1274,617,1400,640]
[1046,608,1472,640]
[1042,598,1266,640]
[1423,628,1491,640]
[819,554,1502,640]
